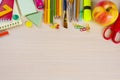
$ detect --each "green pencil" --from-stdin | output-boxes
[50,0,53,23]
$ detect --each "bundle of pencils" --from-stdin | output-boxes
[44,0,63,24]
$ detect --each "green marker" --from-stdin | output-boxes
[83,0,92,21]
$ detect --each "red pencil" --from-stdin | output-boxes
[0,31,9,37]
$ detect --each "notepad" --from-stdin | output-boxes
[17,0,37,16]
[0,0,14,21]
[0,0,22,31]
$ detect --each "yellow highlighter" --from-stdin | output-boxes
[83,0,92,21]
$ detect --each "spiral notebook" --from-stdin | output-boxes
[0,0,22,31]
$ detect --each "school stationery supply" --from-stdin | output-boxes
[53,0,56,17]
[0,30,9,37]
[17,0,37,16]
[73,23,90,32]
[0,0,22,31]
[68,0,73,22]
[0,0,14,21]
[26,12,43,27]
[83,0,92,21]
[80,0,83,21]
[103,13,120,44]
[50,0,53,23]
[73,0,76,20]
[58,0,62,18]
[76,0,80,21]
[56,0,62,18]
[34,0,44,10]
[47,0,50,23]
[44,0,47,23]
[63,0,68,28]
[25,21,33,28]
[44,0,50,24]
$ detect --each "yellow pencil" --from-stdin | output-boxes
[59,0,62,17]
[56,0,59,17]
[47,0,50,24]
[44,0,47,23]
[76,0,80,21]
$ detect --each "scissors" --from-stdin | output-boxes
[103,13,120,44]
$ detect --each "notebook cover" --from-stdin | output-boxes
[0,0,14,20]
[0,0,22,31]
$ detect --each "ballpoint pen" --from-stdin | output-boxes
[63,0,68,28]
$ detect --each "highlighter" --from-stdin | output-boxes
[83,0,92,21]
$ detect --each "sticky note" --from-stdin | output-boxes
[17,0,37,16]
[26,12,43,27]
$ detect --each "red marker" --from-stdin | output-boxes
[0,31,9,37]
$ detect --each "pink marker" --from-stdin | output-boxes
[34,0,44,10]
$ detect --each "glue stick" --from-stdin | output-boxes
[83,0,92,21]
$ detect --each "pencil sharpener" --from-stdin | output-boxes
[34,0,44,10]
